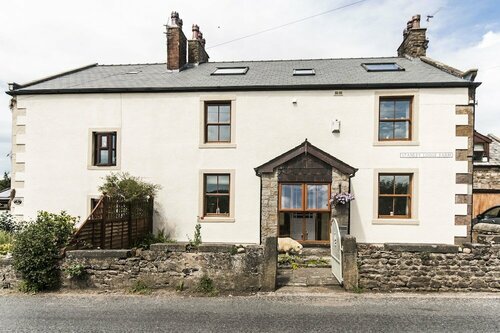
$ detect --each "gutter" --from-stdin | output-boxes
[6,81,481,96]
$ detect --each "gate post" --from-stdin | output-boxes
[341,235,358,291]
[261,236,277,291]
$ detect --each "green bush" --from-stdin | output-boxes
[64,264,87,280]
[196,275,218,296]
[135,228,176,249]
[129,279,152,295]
[0,230,13,255]
[188,223,202,248]
[98,172,161,202]
[12,211,76,292]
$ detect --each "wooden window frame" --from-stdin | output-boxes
[377,173,412,219]
[203,173,231,217]
[93,132,117,167]
[204,102,231,143]
[378,97,413,141]
[278,183,331,213]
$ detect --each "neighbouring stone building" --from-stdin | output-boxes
[473,131,500,215]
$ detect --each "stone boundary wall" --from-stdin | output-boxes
[0,257,19,289]
[357,243,500,292]
[62,241,275,292]
[1,239,277,292]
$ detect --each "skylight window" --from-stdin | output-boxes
[293,69,315,76]
[212,67,249,75]
[362,63,403,72]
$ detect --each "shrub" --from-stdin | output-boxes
[12,211,76,292]
[0,212,17,233]
[64,264,87,280]
[135,228,176,249]
[98,172,161,202]
[0,230,13,255]
[196,275,217,295]
[188,223,202,248]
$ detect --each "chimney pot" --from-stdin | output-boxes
[188,24,209,64]
[166,11,187,70]
[397,14,428,58]
[192,24,200,39]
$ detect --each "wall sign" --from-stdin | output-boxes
[400,152,454,158]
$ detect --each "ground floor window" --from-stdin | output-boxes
[203,173,230,217]
[378,173,412,218]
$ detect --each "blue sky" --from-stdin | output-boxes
[1,0,499,174]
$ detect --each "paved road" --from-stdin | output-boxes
[0,291,499,332]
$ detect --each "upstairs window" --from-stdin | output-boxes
[93,132,117,166]
[212,67,248,75]
[205,102,231,143]
[378,97,412,141]
[363,63,403,72]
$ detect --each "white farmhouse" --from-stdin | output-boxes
[7,13,479,246]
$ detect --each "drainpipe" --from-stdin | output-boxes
[348,175,353,235]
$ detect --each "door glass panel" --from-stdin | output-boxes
[281,184,302,209]
[307,184,329,209]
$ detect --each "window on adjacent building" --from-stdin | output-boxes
[378,174,412,218]
[473,143,489,162]
[93,132,117,166]
[205,102,231,143]
[362,63,403,71]
[204,174,230,216]
[378,97,412,141]
[211,67,248,75]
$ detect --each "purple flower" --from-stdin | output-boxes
[330,192,355,206]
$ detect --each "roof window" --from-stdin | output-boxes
[293,69,315,76]
[212,67,249,75]
[362,63,403,72]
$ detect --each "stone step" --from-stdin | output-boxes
[277,267,340,287]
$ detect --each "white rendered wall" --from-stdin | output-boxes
[15,87,469,244]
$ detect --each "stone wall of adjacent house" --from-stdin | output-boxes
[357,243,500,291]
[61,242,275,292]
[0,257,19,289]
[474,167,500,190]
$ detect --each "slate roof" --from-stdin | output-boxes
[8,57,477,95]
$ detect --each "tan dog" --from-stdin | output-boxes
[278,237,303,255]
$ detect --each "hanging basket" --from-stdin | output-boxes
[331,192,355,207]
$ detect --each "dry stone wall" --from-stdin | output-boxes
[357,243,500,292]
[62,243,271,292]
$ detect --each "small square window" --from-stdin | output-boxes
[378,174,412,218]
[293,69,315,76]
[362,63,403,72]
[93,132,117,166]
[212,67,248,75]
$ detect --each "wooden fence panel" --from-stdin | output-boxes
[69,196,154,250]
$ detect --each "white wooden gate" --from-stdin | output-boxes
[330,218,343,284]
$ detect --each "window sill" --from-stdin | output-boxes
[373,141,420,147]
[199,143,237,149]
[198,216,235,223]
[87,165,120,171]
[372,218,419,225]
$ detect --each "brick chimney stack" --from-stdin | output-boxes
[397,14,429,58]
[188,24,209,65]
[166,11,187,70]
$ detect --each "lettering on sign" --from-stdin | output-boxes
[400,152,454,159]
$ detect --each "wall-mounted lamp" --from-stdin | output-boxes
[292,98,297,105]
[331,119,341,133]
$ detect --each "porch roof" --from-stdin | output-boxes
[254,140,357,176]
